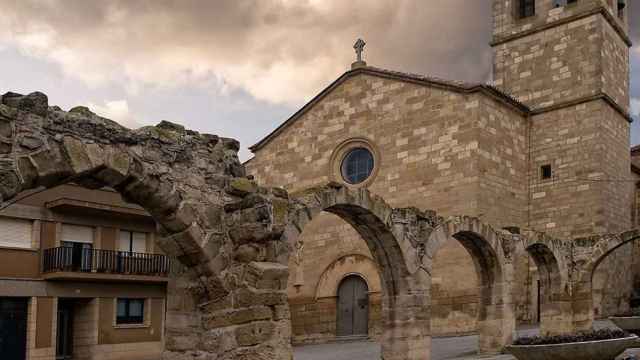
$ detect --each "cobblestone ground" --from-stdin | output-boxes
[293,322,640,360]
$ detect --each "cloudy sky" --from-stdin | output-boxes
[0,0,638,161]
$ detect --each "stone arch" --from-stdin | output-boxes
[315,254,381,300]
[424,216,515,354]
[0,92,296,360]
[518,231,572,335]
[584,230,640,282]
[286,183,431,360]
[572,229,640,331]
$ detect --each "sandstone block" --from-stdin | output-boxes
[0,121,12,139]
[226,177,257,196]
[235,321,275,347]
[235,287,288,308]
[204,306,272,329]
[228,223,273,245]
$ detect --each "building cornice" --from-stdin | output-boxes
[490,6,632,48]
[530,93,633,123]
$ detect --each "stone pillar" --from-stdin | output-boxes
[571,278,595,332]
[477,267,515,354]
[539,298,574,336]
[477,305,515,353]
[380,273,430,360]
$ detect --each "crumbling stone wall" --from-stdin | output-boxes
[0,91,294,360]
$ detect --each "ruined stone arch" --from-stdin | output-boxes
[572,229,640,331]
[285,183,432,360]
[583,229,640,280]
[517,231,572,335]
[423,216,515,354]
[0,92,297,360]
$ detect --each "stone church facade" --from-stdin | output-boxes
[247,0,638,344]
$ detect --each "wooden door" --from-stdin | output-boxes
[337,276,369,337]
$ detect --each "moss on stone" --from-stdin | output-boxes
[228,178,257,196]
[271,198,289,225]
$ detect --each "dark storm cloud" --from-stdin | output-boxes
[0,0,493,105]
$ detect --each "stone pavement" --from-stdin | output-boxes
[294,322,640,360]
[294,338,640,360]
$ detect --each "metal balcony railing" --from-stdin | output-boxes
[42,247,170,277]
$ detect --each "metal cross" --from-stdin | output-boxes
[354,38,366,62]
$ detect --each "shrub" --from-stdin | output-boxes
[513,329,631,346]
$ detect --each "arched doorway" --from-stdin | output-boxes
[337,275,369,338]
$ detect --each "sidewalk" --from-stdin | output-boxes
[293,321,639,360]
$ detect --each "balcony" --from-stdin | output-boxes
[42,247,171,283]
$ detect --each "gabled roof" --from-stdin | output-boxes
[249,66,530,153]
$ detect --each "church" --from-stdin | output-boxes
[246,0,637,346]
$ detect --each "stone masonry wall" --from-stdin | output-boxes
[590,104,633,317]
[494,12,598,109]
[492,0,628,42]
[248,72,529,338]
[492,0,629,111]
[528,101,631,238]
[492,0,633,318]
[475,95,529,228]
[601,15,631,112]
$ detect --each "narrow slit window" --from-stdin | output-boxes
[541,165,553,180]
[519,0,536,18]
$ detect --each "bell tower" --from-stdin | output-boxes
[491,0,633,238]
[491,0,630,112]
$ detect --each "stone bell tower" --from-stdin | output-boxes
[491,0,632,238]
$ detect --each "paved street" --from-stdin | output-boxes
[294,334,513,360]
[294,338,640,360]
[294,322,640,360]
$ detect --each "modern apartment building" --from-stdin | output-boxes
[0,184,170,360]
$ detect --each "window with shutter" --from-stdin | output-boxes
[119,230,147,254]
[61,224,94,244]
[0,217,32,249]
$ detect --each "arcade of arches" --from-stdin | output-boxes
[1,92,639,360]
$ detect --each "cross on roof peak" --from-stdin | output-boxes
[354,38,366,63]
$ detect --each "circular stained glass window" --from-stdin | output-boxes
[341,148,375,185]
